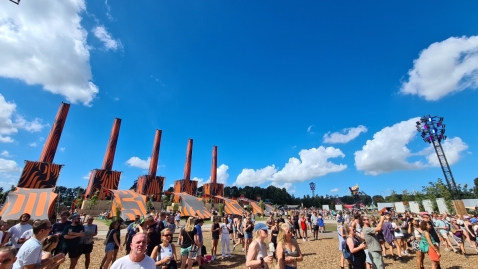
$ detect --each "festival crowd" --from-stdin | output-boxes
[0,208,477,269]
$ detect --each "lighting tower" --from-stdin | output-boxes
[416,115,457,196]
[9,0,20,4]
[309,182,316,197]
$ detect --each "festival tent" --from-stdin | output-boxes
[264,204,274,214]
[215,196,245,216]
[176,193,212,219]
[0,187,57,221]
[110,190,147,221]
[238,198,264,215]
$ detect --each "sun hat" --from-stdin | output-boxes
[253,223,268,232]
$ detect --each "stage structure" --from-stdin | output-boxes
[85,118,122,200]
[416,115,457,197]
[173,139,198,202]
[349,184,361,209]
[203,146,224,203]
[17,103,70,189]
[136,130,165,201]
[310,182,316,197]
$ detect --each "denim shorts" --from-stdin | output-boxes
[105,242,115,253]
[245,232,253,239]
[285,266,297,269]
[181,245,192,257]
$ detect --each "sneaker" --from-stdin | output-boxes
[404,250,409,255]
[302,238,306,242]
[232,245,236,252]
[211,255,215,261]
[306,238,309,241]
[229,254,232,258]
[242,248,245,252]
[222,255,225,259]
[401,251,406,255]
[445,248,450,252]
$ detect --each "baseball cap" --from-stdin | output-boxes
[337,217,345,223]
[254,223,268,232]
[470,218,478,224]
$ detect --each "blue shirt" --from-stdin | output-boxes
[127,223,137,243]
[195,224,203,244]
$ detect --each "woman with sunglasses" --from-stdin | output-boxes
[410,218,424,269]
[233,217,245,253]
[211,217,220,260]
[345,224,366,269]
[276,223,303,269]
[151,228,178,269]
[269,220,280,255]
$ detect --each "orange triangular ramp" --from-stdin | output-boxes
[0,187,57,221]
[215,196,246,215]
[176,192,211,218]
[109,190,147,221]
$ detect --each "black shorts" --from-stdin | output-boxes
[79,244,93,254]
[62,247,81,259]
[212,235,219,240]
[237,233,244,239]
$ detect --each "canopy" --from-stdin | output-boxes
[110,190,147,221]
[215,196,246,215]
[0,187,57,221]
[249,200,263,215]
[176,193,212,219]
[264,204,274,213]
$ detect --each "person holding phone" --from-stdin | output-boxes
[345,224,366,269]
[151,228,178,269]
[275,223,302,269]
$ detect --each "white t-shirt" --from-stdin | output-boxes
[392,222,404,237]
[20,229,34,240]
[110,255,156,269]
[12,237,42,269]
[8,223,32,249]
[220,223,229,235]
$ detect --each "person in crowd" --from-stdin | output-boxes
[421,213,440,249]
[286,217,295,238]
[50,211,71,255]
[220,217,232,259]
[410,218,424,269]
[299,214,308,242]
[102,221,122,269]
[41,235,59,260]
[3,213,32,251]
[361,215,385,269]
[151,228,178,269]
[168,215,176,239]
[146,224,160,257]
[194,218,204,269]
[156,213,167,235]
[317,214,325,234]
[269,219,280,256]
[175,211,181,227]
[450,218,467,257]
[463,216,478,253]
[233,216,245,253]
[123,215,140,255]
[345,224,366,269]
[61,214,84,269]
[310,212,318,240]
[245,223,273,269]
[211,217,220,260]
[266,215,274,230]
[0,221,7,246]
[276,223,303,269]
[381,212,401,261]
[306,211,312,232]
[17,219,41,245]
[0,246,17,269]
[79,216,97,269]
[244,216,254,255]
[337,217,347,269]
[420,221,441,269]
[391,217,406,256]
[179,217,199,269]
[110,233,155,269]
[13,220,65,269]
[293,213,300,239]
[434,214,454,252]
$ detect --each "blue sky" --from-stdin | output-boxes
[1,1,478,199]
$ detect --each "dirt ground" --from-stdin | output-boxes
[60,231,478,269]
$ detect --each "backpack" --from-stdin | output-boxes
[341,240,351,260]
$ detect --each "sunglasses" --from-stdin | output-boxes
[163,234,173,237]
[363,218,369,221]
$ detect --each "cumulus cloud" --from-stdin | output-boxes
[125,157,151,170]
[0,151,11,157]
[400,36,478,101]
[28,142,37,147]
[323,125,368,144]
[216,164,229,184]
[355,117,468,175]
[83,172,91,180]
[0,158,21,173]
[355,118,423,175]
[234,146,347,187]
[235,165,277,187]
[0,95,45,143]
[272,182,296,193]
[92,26,122,51]
[0,0,99,105]
[59,147,66,152]
[424,137,468,166]
[330,188,339,192]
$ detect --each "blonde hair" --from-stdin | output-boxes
[185,217,195,232]
[161,228,172,236]
[277,223,289,246]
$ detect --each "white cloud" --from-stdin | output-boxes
[28,142,37,147]
[0,151,11,157]
[0,94,46,143]
[192,177,206,188]
[424,137,468,167]
[355,118,424,175]
[0,158,21,173]
[272,182,296,193]
[235,165,277,187]
[400,36,478,101]
[307,125,315,134]
[234,146,347,187]
[105,0,113,20]
[83,172,91,180]
[59,147,66,152]
[125,157,151,170]
[330,188,339,192]
[216,164,229,184]
[92,25,122,51]
[0,0,99,105]
[323,125,368,144]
